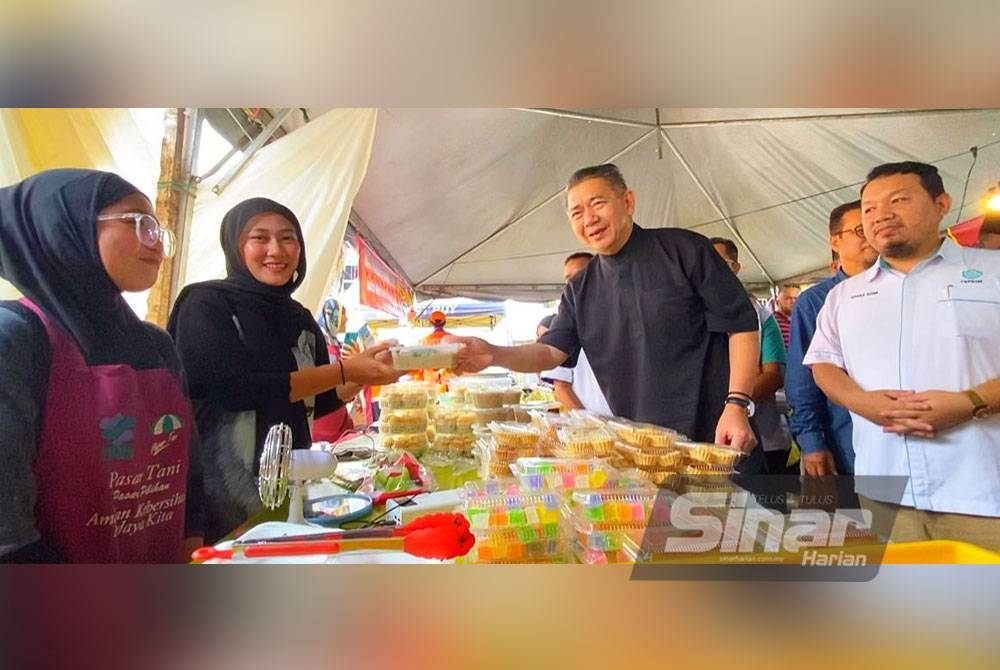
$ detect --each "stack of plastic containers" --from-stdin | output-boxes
[479,422,541,478]
[569,488,672,564]
[429,406,477,454]
[378,382,434,457]
[467,384,524,426]
[422,404,480,490]
[457,480,570,563]
[609,420,687,486]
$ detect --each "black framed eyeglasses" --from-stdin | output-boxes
[832,224,865,239]
[96,212,177,258]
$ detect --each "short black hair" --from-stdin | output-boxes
[710,237,738,262]
[567,163,628,194]
[564,251,594,265]
[538,314,556,330]
[861,161,945,199]
[829,200,861,235]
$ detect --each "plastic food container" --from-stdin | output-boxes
[432,432,476,453]
[488,422,542,451]
[380,383,434,410]
[570,490,673,553]
[555,426,617,458]
[509,457,619,492]
[378,433,429,457]
[433,408,477,434]
[379,409,429,434]
[389,343,461,370]
[473,407,515,426]
[608,419,682,450]
[675,441,743,472]
[468,388,508,409]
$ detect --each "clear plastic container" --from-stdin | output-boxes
[616,443,683,469]
[431,432,476,453]
[378,433,429,457]
[433,408,476,434]
[473,407,515,426]
[389,343,462,370]
[555,426,617,458]
[608,419,682,450]
[457,533,571,563]
[509,457,618,492]
[487,422,542,451]
[468,387,508,409]
[570,489,673,552]
[379,409,429,434]
[675,440,743,470]
[379,383,433,410]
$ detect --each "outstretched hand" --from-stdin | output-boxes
[342,342,404,386]
[443,335,494,374]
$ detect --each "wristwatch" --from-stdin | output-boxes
[963,389,993,420]
[725,395,755,418]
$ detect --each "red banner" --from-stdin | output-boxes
[357,236,413,317]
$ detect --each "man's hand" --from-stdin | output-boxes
[880,389,975,438]
[848,389,923,426]
[715,404,757,453]
[444,335,495,373]
[802,450,838,476]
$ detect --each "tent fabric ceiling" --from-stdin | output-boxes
[344,108,1000,301]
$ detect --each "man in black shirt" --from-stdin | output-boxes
[450,164,760,451]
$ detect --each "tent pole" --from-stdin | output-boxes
[518,107,981,130]
[513,108,656,130]
[146,107,201,327]
[211,108,293,195]
[415,127,658,287]
[658,127,775,286]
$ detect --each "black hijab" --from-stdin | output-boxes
[168,197,317,352]
[0,168,168,368]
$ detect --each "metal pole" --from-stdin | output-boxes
[513,108,656,130]
[211,108,293,195]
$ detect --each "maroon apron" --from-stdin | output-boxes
[22,299,192,563]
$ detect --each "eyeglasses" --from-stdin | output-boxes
[832,224,866,240]
[97,212,177,258]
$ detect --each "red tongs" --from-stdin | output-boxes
[192,512,472,562]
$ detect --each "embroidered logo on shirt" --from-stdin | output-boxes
[962,269,983,280]
[150,414,184,456]
[100,414,136,461]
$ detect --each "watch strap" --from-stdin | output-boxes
[963,389,990,419]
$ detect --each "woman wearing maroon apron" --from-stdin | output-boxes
[168,198,401,544]
[0,169,204,563]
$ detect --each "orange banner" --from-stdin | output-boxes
[357,236,413,317]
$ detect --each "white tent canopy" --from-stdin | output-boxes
[5,108,999,312]
[347,108,1000,301]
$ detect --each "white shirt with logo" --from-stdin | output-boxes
[804,240,1000,516]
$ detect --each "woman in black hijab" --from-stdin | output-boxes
[168,197,401,543]
[0,168,203,563]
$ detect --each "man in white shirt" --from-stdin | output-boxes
[805,161,1000,550]
[546,252,613,415]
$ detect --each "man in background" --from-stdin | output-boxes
[712,237,792,473]
[546,252,613,416]
[786,200,877,476]
[771,284,799,349]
